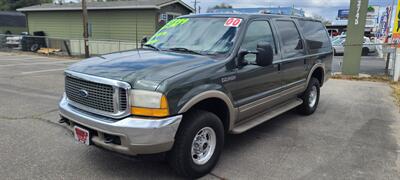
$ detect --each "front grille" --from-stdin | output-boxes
[119,88,128,111]
[65,76,115,113]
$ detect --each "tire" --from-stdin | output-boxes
[30,44,40,52]
[298,77,320,115]
[362,47,369,56]
[167,110,225,178]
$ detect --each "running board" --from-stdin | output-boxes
[231,98,303,134]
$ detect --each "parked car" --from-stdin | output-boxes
[332,36,376,56]
[59,14,332,178]
[21,31,47,52]
[5,32,28,48]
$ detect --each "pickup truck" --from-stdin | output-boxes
[59,14,332,178]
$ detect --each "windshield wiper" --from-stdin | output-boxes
[143,44,160,51]
[167,47,202,55]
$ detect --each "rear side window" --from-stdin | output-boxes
[275,20,305,58]
[298,20,331,54]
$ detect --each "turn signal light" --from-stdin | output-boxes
[131,95,169,117]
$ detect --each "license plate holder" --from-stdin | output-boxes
[73,126,90,146]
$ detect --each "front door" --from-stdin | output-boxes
[228,20,282,121]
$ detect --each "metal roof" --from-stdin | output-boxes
[17,0,194,12]
[0,11,26,27]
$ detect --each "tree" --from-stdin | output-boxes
[0,0,52,11]
[311,14,332,26]
[367,6,375,13]
[212,3,232,9]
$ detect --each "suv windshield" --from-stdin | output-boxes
[145,17,240,55]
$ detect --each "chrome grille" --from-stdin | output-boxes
[65,76,115,113]
[64,71,131,119]
[119,88,128,111]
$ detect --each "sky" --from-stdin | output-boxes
[182,0,397,21]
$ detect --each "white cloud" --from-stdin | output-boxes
[183,0,395,21]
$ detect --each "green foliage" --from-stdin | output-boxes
[368,6,375,12]
[0,0,52,11]
[213,3,232,9]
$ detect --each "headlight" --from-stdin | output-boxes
[130,90,169,117]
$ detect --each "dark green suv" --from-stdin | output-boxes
[59,14,332,178]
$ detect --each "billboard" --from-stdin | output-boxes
[338,9,350,19]
[393,1,400,44]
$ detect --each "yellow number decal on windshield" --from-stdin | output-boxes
[146,18,190,45]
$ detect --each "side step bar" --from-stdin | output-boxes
[231,98,303,134]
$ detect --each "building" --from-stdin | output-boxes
[207,7,305,17]
[329,6,380,37]
[0,11,27,34]
[16,0,193,55]
[17,0,194,40]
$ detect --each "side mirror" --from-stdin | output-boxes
[255,42,274,67]
[140,36,148,48]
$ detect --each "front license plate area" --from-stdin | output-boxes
[74,126,90,146]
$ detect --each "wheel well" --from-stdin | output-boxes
[311,67,324,87]
[185,98,230,132]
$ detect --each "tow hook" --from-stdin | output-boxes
[58,117,70,125]
[104,137,115,144]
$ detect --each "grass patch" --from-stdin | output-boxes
[392,83,400,107]
[332,74,400,109]
[331,74,390,82]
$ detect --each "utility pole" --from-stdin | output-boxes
[82,0,90,58]
[342,0,370,75]
[192,0,200,14]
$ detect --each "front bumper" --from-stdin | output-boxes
[59,95,182,156]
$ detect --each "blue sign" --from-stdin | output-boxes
[338,9,349,19]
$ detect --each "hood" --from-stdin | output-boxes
[67,50,219,90]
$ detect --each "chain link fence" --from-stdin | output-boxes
[0,34,139,57]
[332,41,398,77]
[1,33,398,79]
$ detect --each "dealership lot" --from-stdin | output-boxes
[0,52,399,179]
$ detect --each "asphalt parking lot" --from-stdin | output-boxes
[0,52,400,179]
[332,55,387,75]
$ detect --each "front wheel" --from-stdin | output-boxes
[167,110,225,178]
[298,77,320,115]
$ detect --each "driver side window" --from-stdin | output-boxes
[241,21,275,63]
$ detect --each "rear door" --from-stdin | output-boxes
[274,20,308,99]
[297,19,333,82]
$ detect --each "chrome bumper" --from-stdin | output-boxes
[59,95,182,155]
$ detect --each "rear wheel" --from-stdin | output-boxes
[298,77,320,115]
[167,110,225,178]
[30,44,39,52]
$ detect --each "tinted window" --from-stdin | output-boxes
[275,20,305,58]
[241,21,275,62]
[298,20,331,53]
[146,18,239,55]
